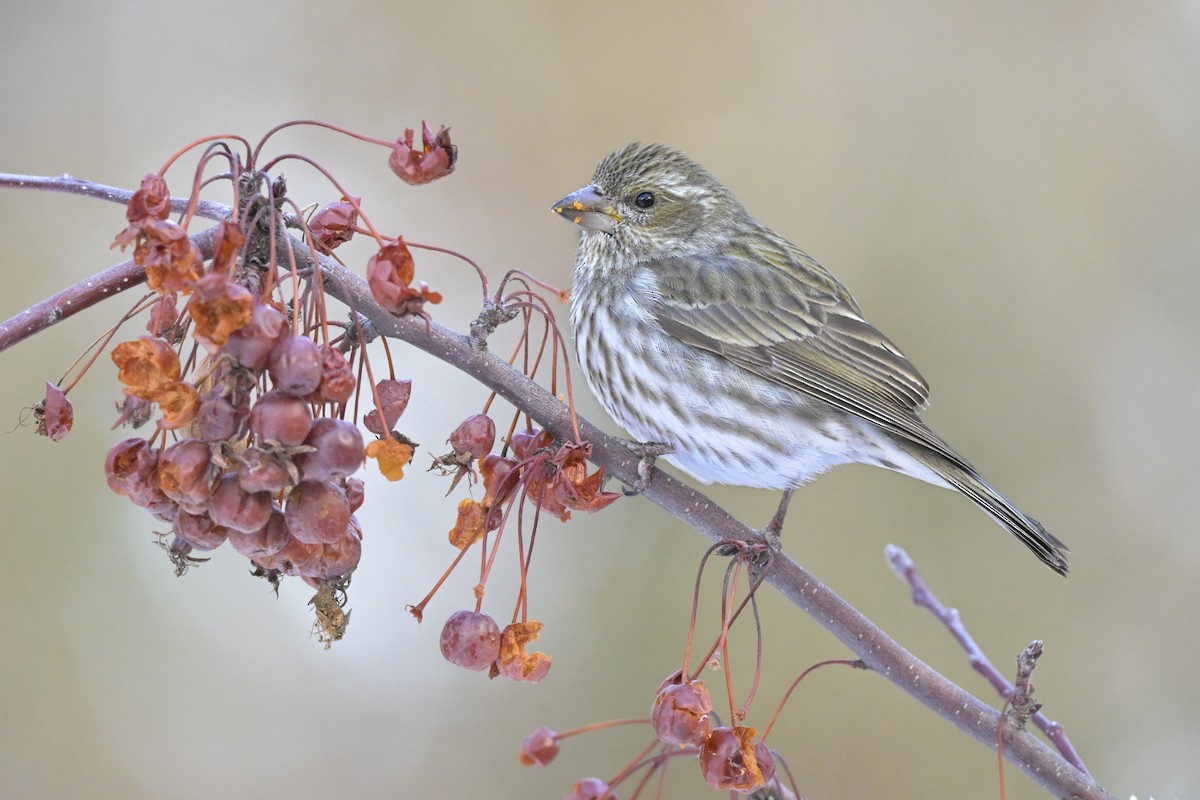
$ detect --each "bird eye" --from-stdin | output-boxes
[634,191,655,209]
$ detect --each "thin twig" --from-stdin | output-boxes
[886,545,1092,778]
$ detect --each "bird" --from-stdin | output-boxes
[551,142,1068,575]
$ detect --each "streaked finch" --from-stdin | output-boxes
[552,142,1068,575]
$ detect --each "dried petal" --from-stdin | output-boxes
[362,378,411,435]
[146,293,180,337]
[38,382,73,442]
[448,498,486,550]
[209,221,246,276]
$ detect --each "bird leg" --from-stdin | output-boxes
[762,489,794,549]
[619,440,674,496]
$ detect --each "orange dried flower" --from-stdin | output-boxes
[448,498,487,550]
[496,620,551,683]
[136,219,203,294]
[365,436,414,481]
[154,381,200,430]
[187,273,254,350]
[112,336,181,400]
[209,221,246,276]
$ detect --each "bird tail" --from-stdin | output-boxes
[929,453,1069,575]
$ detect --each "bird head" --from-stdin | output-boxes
[551,143,747,261]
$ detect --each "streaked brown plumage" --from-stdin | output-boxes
[552,142,1068,574]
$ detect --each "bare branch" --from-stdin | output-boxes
[887,545,1093,780]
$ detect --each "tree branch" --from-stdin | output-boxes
[0,174,1114,799]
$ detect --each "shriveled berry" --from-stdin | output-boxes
[157,439,216,508]
[302,519,362,579]
[518,725,560,767]
[249,390,313,446]
[344,476,365,512]
[448,413,496,460]
[564,778,611,800]
[105,438,159,497]
[313,344,355,404]
[237,446,295,493]
[439,610,501,671]
[268,334,323,396]
[284,480,351,544]
[698,726,774,793]
[651,671,713,746]
[208,474,273,533]
[174,509,230,551]
[255,534,321,576]
[296,417,365,481]
[196,390,250,442]
[223,302,287,371]
[227,509,289,558]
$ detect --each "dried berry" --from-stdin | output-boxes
[249,390,314,446]
[295,417,365,482]
[268,334,323,396]
[208,474,273,534]
[104,438,160,497]
[224,302,288,371]
[448,413,495,460]
[518,725,559,767]
[174,509,230,551]
[698,726,775,794]
[439,610,501,672]
[157,439,216,510]
[651,671,713,747]
[227,509,289,559]
[284,480,351,545]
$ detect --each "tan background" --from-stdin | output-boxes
[2,2,1198,798]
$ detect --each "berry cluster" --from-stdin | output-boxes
[93,120,457,642]
[103,188,374,592]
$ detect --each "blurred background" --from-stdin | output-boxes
[2,1,1197,798]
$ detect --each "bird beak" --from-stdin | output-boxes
[550,185,622,234]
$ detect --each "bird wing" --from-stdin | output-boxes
[646,244,967,464]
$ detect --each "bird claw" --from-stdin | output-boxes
[619,440,674,495]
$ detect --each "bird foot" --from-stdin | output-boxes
[619,440,674,496]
